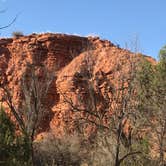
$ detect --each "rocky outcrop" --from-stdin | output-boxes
[0,33,155,136]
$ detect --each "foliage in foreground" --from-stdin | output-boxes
[0,106,31,166]
[138,48,166,166]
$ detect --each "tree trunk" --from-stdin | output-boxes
[30,140,35,166]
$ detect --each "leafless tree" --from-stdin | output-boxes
[109,55,142,166]
[0,62,54,165]
[58,49,143,166]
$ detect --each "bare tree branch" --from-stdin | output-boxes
[0,13,19,30]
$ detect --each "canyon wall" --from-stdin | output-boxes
[0,33,155,136]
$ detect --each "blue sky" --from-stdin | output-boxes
[0,0,166,59]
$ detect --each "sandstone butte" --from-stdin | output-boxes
[0,33,155,139]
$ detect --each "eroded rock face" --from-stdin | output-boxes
[0,33,155,136]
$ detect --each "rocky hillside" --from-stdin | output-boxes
[0,33,155,137]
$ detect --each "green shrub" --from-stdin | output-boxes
[34,133,83,166]
[12,31,24,38]
[0,106,15,165]
[0,106,31,166]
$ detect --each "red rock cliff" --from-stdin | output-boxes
[0,33,155,136]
